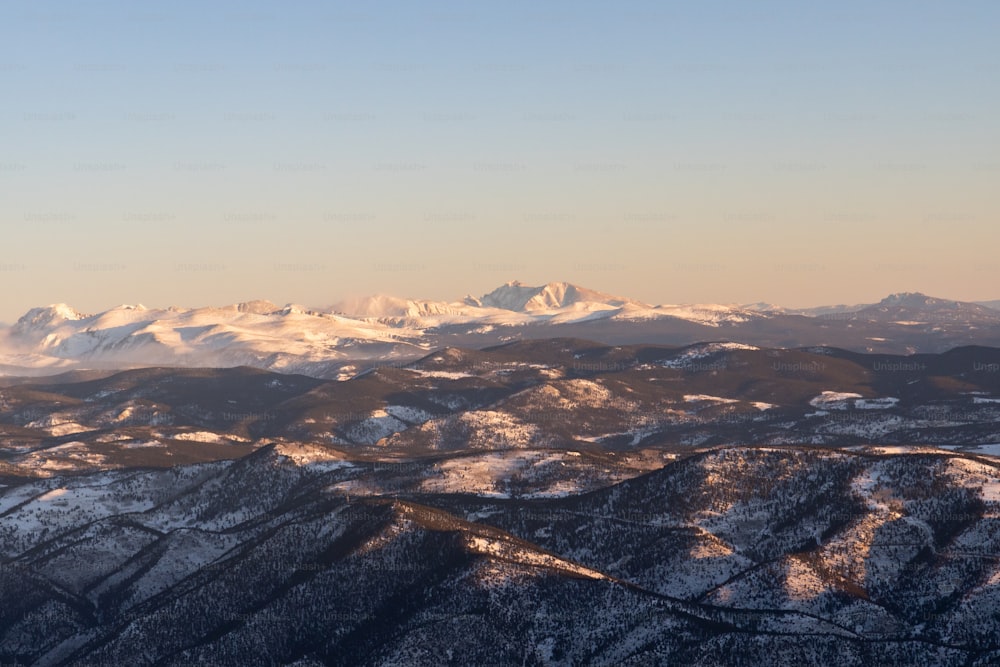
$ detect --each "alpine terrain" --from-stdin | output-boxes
[3,325,1000,664]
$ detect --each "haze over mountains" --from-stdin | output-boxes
[3,282,1000,379]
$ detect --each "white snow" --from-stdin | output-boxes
[274,443,354,469]
[809,391,864,410]
[407,369,474,380]
[474,280,630,313]
[684,394,739,404]
[940,444,1000,458]
[863,445,944,455]
[17,441,110,474]
[623,304,762,327]
[465,535,609,580]
[44,422,90,436]
[168,431,248,444]
[0,283,772,375]
[662,342,759,368]
[38,488,70,502]
[3,299,431,374]
[345,410,410,445]
[420,451,588,498]
[0,478,158,549]
[854,397,900,409]
[26,415,90,436]
[384,405,433,423]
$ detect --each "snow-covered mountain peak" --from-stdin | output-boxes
[278,304,314,316]
[13,304,86,332]
[740,302,788,313]
[333,294,470,320]
[476,281,636,312]
[7,284,1000,378]
[232,300,279,314]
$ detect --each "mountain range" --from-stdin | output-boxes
[5,339,1000,664]
[3,282,1000,378]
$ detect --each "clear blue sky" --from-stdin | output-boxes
[1,0,998,321]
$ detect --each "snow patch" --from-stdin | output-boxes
[662,342,759,368]
[465,535,609,580]
[408,369,474,380]
[855,397,900,409]
[169,431,248,444]
[809,391,863,410]
[684,394,739,404]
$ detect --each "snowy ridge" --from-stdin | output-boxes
[6,284,1000,377]
[469,280,634,312]
[464,535,610,580]
[661,342,759,368]
[619,303,764,326]
[2,300,430,375]
[0,282,765,377]
[332,294,475,320]
[342,281,762,327]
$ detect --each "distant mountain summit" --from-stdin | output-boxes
[851,292,1000,324]
[333,294,471,319]
[465,280,638,312]
[765,292,1000,323]
[333,281,640,320]
[5,285,1000,378]
[12,304,86,334]
[233,300,280,314]
[977,299,1000,311]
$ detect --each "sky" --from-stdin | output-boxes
[1,0,998,322]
